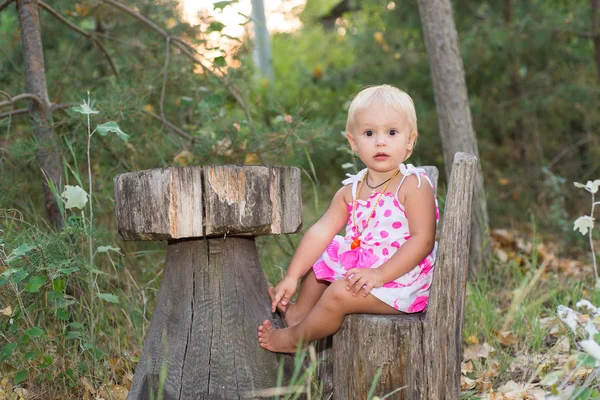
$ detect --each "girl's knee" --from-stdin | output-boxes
[323,279,351,305]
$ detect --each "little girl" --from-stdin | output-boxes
[258,84,439,353]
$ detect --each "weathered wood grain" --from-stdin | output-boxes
[114,165,302,240]
[327,153,478,399]
[333,313,425,399]
[128,237,291,400]
[422,153,476,400]
[203,165,302,236]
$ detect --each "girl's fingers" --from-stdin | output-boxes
[362,283,373,297]
[272,291,284,312]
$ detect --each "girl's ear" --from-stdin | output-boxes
[346,132,357,153]
[405,131,418,160]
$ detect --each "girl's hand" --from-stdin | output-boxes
[268,276,298,312]
[344,268,384,297]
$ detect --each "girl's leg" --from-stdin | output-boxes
[269,269,330,327]
[258,279,400,353]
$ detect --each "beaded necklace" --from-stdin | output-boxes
[350,169,400,250]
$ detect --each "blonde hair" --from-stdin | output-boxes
[346,85,418,142]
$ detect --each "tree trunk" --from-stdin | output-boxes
[16,0,64,228]
[251,0,273,82]
[417,0,489,274]
[592,0,600,83]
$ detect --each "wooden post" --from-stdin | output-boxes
[323,153,477,399]
[114,165,302,400]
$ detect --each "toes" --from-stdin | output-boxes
[263,320,272,329]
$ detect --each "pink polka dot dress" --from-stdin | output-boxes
[312,164,439,313]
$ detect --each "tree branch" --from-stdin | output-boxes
[0,0,14,13]
[38,1,120,80]
[0,102,75,120]
[549,27,598,38]
[0,92,44,108]
[160,37,170,122]
[141,109,195,142]
[101,0,255,133]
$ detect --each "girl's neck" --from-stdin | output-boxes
[366,167,400,185]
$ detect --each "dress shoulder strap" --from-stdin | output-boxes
[394,163,434,198]
[341,168,368,200]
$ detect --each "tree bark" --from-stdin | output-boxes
[417,0,489,274]
[592,0,600,83]
[16,0,64,228]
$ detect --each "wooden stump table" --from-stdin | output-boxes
[114,165,302,400]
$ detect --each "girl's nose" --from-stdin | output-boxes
[375,136,387,146]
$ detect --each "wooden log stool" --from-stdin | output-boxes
[113,165,301,400]
[318,152,478,399]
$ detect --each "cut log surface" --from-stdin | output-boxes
[326,153,478,399]
[128,237,289,400]
[114,165,302,240]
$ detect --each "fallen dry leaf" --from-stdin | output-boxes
[496,330,518,346]
[461,375,476,390]
[461,360,473,374]
[80,376,96,395]
[463,343,494,361]
[465,335,479,345]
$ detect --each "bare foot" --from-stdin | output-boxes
[257,320,299,353]
[268,287,303,327]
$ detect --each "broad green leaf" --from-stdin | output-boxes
[0,343,17,363]
[71,101,99,115]
[213,0,237,11]
[69,322,83,329]
[208,21,225,33]
[66,331,81,340]
[25,276,46,293]
[23,352,35,361]
[96,121,129,142]
[9,269,28,284]
[55,308,69,320]
[574,216,594,235]
[14,370,27,384]
[97,293,119,304]
[52,279,66,292]
[26,327,44,337]
[214,56,226,68]
[97,245,121,254]
[61,185,88,210]
[10,243,36,257]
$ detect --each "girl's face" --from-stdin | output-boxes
[346,103,416,174]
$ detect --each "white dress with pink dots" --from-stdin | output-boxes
[312,164,439,313]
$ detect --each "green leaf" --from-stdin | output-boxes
[97,293,119,304]
[208,21,225,33]
[96,121,129,142]
[23,352,35,361]
[56,267,79,276]
[71,101,99,115]
[93,348,104,360]
[55,308,69,320]
[573,386,593,400]
[52,279,66,292]
[26,327,44,338]
[61,185,88,210]
[14,370,27,384]
[10,243,36,257]
[0,343,17,363]
[9,269,28,284]
[66,331,81,340]
[214,56,226,68]
[213,0,237,11]
[578,353,597,367]
[25,276,46,293]
[69,322,84,329]
[594,333,600,345]
[97,245,121,254]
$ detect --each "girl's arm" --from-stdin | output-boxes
[270,185,351,311]
[345,176,436,296]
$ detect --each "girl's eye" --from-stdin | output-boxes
[364,130,373,136]
[389,129,398,136]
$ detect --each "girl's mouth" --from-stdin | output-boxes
[374,153,389,160]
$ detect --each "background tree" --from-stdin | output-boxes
[417,0,489,273]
